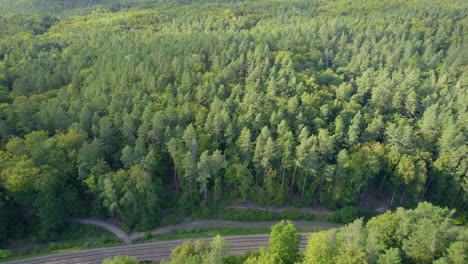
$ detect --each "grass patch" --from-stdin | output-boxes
[134,224,339,244]
[2,236,123,262]
[191,208,317,222]
[2,223,123,262]
[134,227,271,243]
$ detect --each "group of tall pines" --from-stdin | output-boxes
[0,0,466,241]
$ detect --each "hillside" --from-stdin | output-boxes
[0,0,466,247]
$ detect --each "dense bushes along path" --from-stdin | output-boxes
[68,217,339,245]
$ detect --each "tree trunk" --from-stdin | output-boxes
[301,171,308,201]
[174,166,179,193]
[390,190,396,205]
[281,166,286,191]
[399,185,407,206]
[420,178,432,201]
[461,201,467,212]
[445,183,457,206]
[255,170,259,187]
[189,173,193,201]
[214,172,217,208]
[450,187,460,207]
[106,144,111,163]
[290,165,297,196]
[378,173,387,192]
[317,172,324,199]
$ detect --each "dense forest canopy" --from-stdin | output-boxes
[0,0,466,241]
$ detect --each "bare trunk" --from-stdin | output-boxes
[290,165,297,196]
[399,185,407,206]
[378,173,387,191]
[450,187,460,207]
[317,173,324,199]
[301,171,308,200]
[461,201,467,212]
[214,172,218,208]
[174,166,179,193]
[390,191,396,205]
[445,184,457,206]
[189,173,193,201]
[255,169,259,187]
[106,145,111,163]
[281,166,286,191]
[420,178,432,201]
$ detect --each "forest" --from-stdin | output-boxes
[0,0,466,245]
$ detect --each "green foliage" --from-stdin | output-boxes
[302,231,336,264]
[134,227,271,244]
[326,206,375,224]
[218,208,315,222]
[0,249,13,259]
[303,203,467,264]
[161,235,231,264]
[244,221,301,264]
[280,210,315,221]
[0,0,466,244]
[268,220,301,264]
[102,256,140,264]
[221,209,279,221]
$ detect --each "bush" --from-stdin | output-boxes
[326,206,376,224]
[191,206,217,219]
[144,232,152,240]
[453,213,467,225]
[221,209,279,221]
[102,256,140,264]
[0,249,13,259]
[280,210,315,221]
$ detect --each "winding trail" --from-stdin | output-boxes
[68,217,132,245]
[68,217,339,243]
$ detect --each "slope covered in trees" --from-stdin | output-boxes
[0,0,466,241]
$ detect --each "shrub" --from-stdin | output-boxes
[221,209,279,221]
[0,249,13,259]
[281,210,315,221]
[326,206,368,224]
[453,213,467,225]
[144,231,152,240]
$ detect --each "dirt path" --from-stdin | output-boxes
[68,217,339,243]
[66,203,336,244]
[68,217,132,245]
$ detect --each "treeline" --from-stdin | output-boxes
[105,203,467,264]
[0,0,467,240]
